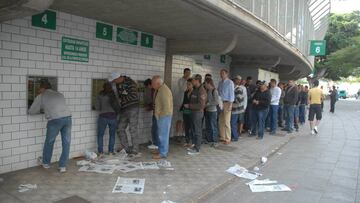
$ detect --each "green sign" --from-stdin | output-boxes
[116,27,138,45]
[141,33,153,48]
[204,55,211,60]
[220,55,226,63]
[61,37,89,62]
[96,22,113,40]
[31,10,56,30]
[310,40,326,56]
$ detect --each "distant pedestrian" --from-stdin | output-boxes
[187,74,207,155]
[329,85,338,113]
[109,72,140,156]
[152,76,173,159]
[181,79,194,148]
[251,81,271,139]
[28,80,72,173]
[278,82,285,128]
[94,82,117,156]
[269,79,281,134]
[294,85,302,132]
[283,80,299,133]
[245,76,257,132]
[218,69,235,144]
[308,80,323,135]
[204,78,220,147]
[231,75,247,141]
[298,85,308,124]
[175,68,192,137]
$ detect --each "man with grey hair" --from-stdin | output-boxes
[152,76,173,159]
[108,72,140,156]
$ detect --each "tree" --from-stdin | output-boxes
[313,11,360,80]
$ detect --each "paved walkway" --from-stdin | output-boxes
[204,100,360,203]
[0,118,292,202]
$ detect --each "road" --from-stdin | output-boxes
[203,100,360,203]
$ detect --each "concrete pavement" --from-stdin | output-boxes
[204,100,360,203]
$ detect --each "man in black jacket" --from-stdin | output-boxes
[283,80,299,133]
[250,81,271,140]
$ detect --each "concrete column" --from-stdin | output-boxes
[164,39,173,89]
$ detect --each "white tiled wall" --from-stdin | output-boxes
[0,11,230,173]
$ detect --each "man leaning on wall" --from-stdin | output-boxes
[28,80,72,173]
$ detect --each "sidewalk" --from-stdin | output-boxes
[204,100,360,203]
[0,125,294,203]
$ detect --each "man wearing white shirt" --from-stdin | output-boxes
[269,79,281,134]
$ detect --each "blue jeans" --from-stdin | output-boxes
[152,115,159,146]
[205,111,218,143]
[157,115,172,157]
[231,113,240,141]
[269,105,279,133]
[284,104,295,132]
[299,105,306,124]
[278,104,283,127]
[97,116,117,153]
[43,116,72,167]
[251,109,268,138]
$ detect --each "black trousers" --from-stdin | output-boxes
[330,99,336,113]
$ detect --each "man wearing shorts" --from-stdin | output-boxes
[308,80,323,135]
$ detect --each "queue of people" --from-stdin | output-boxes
[28,68,326,172]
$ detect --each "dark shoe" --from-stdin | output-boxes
[231,139,238,142]
[281,128,288,131]
[256,137,263,140]
[269,131,276,135]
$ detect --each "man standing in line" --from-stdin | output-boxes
[251,81,271,140]
[218,69,235,144]
[298,85,309,124]
[308,80,323,135]
[152,76,173,159]
[28,80,72,173]
[143,79,159,150]
[277,82,285,128]
[282,80,299,134]
[186,74,207,155]
[329,85,338,113]
[231,75,247,141]
[269,79,281,135]
[175,68,192,137]
[245,76,257,132]
[109,72,140,156]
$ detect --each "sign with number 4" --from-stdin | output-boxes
[32,10,56,30]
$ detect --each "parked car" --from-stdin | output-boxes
[338,90,347,99]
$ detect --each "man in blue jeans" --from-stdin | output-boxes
[95,82,117,156]
[269,79,281,134]
[28,80,71,173]
[152,76,173,159]
[251,81,271,139]
[282,80,299,133]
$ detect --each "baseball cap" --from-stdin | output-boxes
[235,75,242,80]
[108,72,121,82]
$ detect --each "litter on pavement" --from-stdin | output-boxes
[226,164,262,180]
[248,184,292,192]
[112,177,145,194]
[261,157,268,164]
[84,150,98,160]
[246,179,278,185]
[18,184,37,193]
[162,200,176,203]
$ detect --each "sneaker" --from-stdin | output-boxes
[147,144,158,150]
[58,167,66,173]
[187,149,200,155]
[314,126,318,134]
[37,157,50,169]
[311,130,315,135]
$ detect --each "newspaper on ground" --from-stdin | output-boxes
[18,184,37,193]
[84,150,97,160]
[162,201,176,203]
[77,160,91,166]
[141,162,160,170]
[226,164,262,180]
[246,179,278,186]
[78,164,117,174]
[248,184,292,192]
[112,177,145,194]
[158,160,172,168]
[261,157,268,164]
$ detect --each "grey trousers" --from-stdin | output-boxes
[191,111,203,152]
[118,106,139,152]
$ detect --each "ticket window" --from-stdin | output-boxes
[91,79,107,110]
[27,76,58,112]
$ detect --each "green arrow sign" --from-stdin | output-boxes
[116,27,138,45]
[310,40,326,56]
[32,10,56,30]
[141,33,153,48]
[96,22,113,41]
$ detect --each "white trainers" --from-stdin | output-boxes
[58,167,66,173]
[37,157,50,169]
[147,144,158,150]
[311,130,315,135]
[314,126,318,134]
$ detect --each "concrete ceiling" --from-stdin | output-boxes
[0,0,312,79]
